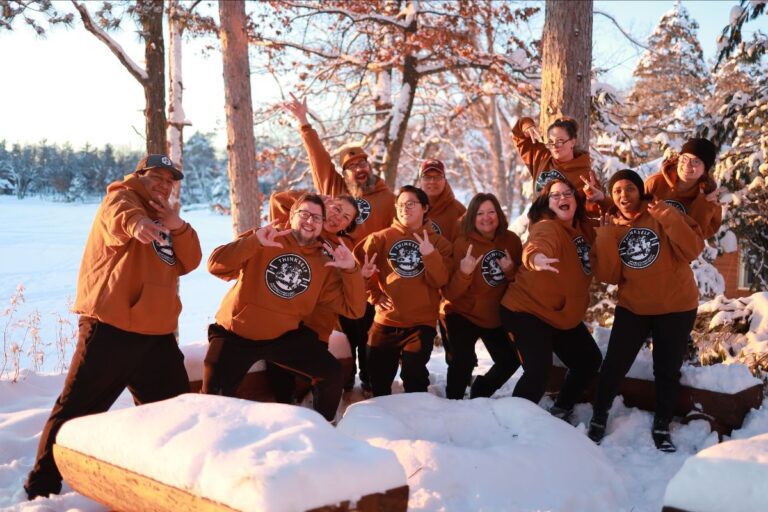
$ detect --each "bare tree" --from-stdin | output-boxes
[220,0,259,236]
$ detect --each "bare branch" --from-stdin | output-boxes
[594,9,650,51]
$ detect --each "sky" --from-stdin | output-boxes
[0,0,762,152]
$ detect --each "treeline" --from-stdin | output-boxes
[0,132,234,206]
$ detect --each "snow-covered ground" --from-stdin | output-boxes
[1,195,767,511]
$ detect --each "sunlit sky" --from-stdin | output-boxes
[0,1,760,152]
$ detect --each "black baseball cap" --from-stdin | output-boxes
[135,154,183,180]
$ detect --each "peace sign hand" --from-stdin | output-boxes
[413,229,435,256]
[361,252,379,279]
[283,92,309,126]
[459,244,480,275]
[526,125,543,143]
[324,240,356,270]
[499,249,515,272]
[531,253,560,273]
[255,222,291,248]
[580,174,605,203]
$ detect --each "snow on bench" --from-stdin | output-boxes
[53,394,407,512]
[338,393,628,512]
[662,432,768,512]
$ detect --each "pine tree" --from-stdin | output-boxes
[624,1,711,163]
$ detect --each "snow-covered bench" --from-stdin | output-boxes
[53,394,408,512]
[182,331,355,402]
[662,432,768,512]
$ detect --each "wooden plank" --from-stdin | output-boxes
[55,444,409,512]
[546,365,763,435]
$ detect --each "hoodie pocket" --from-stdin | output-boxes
[129,283,181,329]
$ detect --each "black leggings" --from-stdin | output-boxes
[339,303,375,386]
[444,313,520,399]
[500,307,602,409]
[367,322,436,396]
[592,306,697,422]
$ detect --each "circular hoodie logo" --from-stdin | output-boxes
[355,198,371,224]
[430,220,442,235]
[152,221,176,266]
[481,250,506,287]
[619,228,660,269]
[664,199,687,214]
[388,239,424,277]
[573,236,591,275]
[535,169,567,193]
[265,254,312,298]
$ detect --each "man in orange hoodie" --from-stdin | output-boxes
[24,155,202,500]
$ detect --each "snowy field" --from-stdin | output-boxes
[1,195,768,511]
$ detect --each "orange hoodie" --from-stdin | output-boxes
[268,190,356,342]
[501,218,595,330]
[300,125,396,244]
[645,156,722,239]
[591,201,703,315]
[426,182,466,242]
[73,174,202,335]
[443,230,523,328]
[209,227,366,341]
[354,219,452,328]
[512,117,611,215]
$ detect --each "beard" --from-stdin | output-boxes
[292,228,318,246]
[344,173,377,198]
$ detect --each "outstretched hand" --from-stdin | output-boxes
[324,241,356,270]
[459,244,480,275]
[283,92,309,126]
[255,222,291,248]
[413,229,435,256]
[580,174,605,203]
[133,217,168,244]
[531,253,559,273]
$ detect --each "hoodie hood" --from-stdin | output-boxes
[428,181,459,216]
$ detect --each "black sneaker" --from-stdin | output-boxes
[652,429,677,453]
[549,405,573,423]
[587,420,606,444]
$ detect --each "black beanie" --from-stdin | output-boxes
[608,169,645,195]
[680,138,717,172]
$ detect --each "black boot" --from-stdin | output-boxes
[469,375,494,398]
[587,412,608,444]
[652,417,676,453]
[549,405,573,423]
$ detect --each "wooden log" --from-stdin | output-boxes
[54,444,409,512]
[546,365,763,435]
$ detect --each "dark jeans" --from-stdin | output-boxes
[203,323,342,421]
[367,322,436,396]
[592,306,697,422]
[25,318,189,497]
[444,313,520,399]
[338,303,375,387]
[500,307,602,409]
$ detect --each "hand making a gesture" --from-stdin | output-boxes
[413,229,435,256]
[255,222,292,248]
[530,253,560,273]
[283,92,309,126]
[580,174,605,203]
[459,244,480,275]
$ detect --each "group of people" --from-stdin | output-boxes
[23,97,721,500]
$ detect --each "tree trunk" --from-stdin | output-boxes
[483,96,508,212]
[220,0,260,236]
[167,0,186,212]
[139,0,168,155]
[539,0,593,151]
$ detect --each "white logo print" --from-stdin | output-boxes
[481,250,506,287]
[161,156,172,166]
[355,198,371,224]
[152,221,176,266]
[265,254,312,298]
[573,236,591,275]
[664,199,687,214]
[618,228,660,269]
[388,239,424,278]
[430,220,442,235]
[535,169,567,193]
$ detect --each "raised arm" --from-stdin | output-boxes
[648,201,705,262]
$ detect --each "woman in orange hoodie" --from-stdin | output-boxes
[355,185,452,396]
[499,179,603,420]
[443,193,523,399]
[644,137,721,239]
[588,169,704,452]
[512,116,610,215]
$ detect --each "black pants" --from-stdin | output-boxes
[500,307,602,409]
[25,318,189,496]
[444,313,520,399]
[367,322,436,396]
[203,323,342,421]
[592,306,697,422]
[338,303,375,387]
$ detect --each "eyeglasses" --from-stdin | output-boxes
[680,155,704,167]
[293,210,324,223]
[548,190,574,201]
[544,138,572,148]
[421,174,444,182]
[395,200,419,211]
[345,160,369,171]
